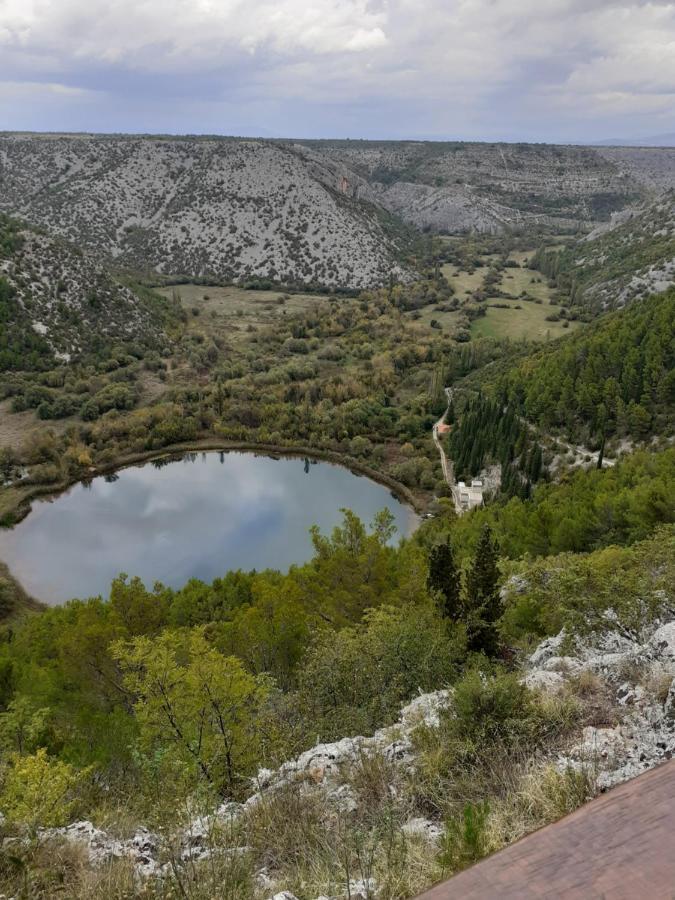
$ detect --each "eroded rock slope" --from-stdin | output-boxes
[0,135,412,290]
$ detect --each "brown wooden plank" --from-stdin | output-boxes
[417,760,675,899]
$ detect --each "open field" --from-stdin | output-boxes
[441,263,490,296]
[158,284,338,344]
[427,244,583,343]
[158,284,332,318]
[0,400,74,452]
[503,253,556,302]
[471,298,582,341]
[409,304,465,335]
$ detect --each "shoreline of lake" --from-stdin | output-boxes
[0,447,421,607]
[1,439,426,530]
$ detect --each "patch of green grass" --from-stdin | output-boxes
[471,299,581,342]
[502,257,554,303]
[441,264,490,296]
[158,283,337,345]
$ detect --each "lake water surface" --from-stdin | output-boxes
[0,452,418,605]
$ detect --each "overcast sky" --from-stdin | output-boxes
[1,0,674,142]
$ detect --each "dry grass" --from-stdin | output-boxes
[485,764,593,853]
[641,670,674,705]
[565,673,620,728]
[157,284,335,346]
[0,400,73,453]
[440,264,489,296]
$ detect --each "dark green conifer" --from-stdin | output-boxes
[465,525,502,656]
[427,538,462,620]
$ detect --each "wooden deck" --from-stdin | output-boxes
[417,760,675,899]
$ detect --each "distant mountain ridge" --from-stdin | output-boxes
[0,135,414,291]
[594,134,675,147]
[3,134,674,289]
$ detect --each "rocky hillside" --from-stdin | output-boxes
[297,140,655,233]
[29,602,675,893]
[0,135,413,290]
[596,146,675,193]
[0,214,165,368]
[534,192,675,310]
[3,135,672,291]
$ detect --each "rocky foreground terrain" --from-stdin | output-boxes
[3,135,675,290]
[30,595,675,894]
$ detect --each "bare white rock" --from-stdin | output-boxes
[401,817,443,843]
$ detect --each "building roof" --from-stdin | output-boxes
[415,760,675,900]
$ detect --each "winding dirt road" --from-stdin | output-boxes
[432,389,464,514]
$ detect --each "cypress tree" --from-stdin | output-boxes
[528,444,543,482]
[465,525,502,656]
[427,538,462,620]
[597,433,605,470]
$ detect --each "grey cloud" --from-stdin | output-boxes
[0,0,674,141]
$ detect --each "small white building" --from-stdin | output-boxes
[457,479,484,510]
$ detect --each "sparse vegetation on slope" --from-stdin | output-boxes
[298,139,649,233]
[0,214,171,369]
[532,192,675,311]
[0,136,415,290]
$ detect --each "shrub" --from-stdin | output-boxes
[440,801,491,872]
[297,604,463,740]
[452,670,535,747]
[0,749,88,829]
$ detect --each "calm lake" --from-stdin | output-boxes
[0,452,419,605]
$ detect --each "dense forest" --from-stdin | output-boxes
[447,395,545,499]
[499,290,675,444]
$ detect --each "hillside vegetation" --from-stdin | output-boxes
[0,215,170,369]
[0,490,671,897]
[0,136,414,290]
[299,140,651,232]
[500,290,675,444]
[532,193,675,311]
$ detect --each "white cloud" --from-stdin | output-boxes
[0,0,389,63]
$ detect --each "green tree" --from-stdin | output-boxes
[427,538,462,620]
[297,604,462,739]
[113,629,271,797]
[464,525,502,655]
[0,698,51,755]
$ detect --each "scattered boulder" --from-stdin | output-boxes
[248,690,452,799]
[38,820,162,877]
[527,615,675,791]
